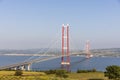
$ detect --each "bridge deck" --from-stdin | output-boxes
[0,53,86,70]
[0,55,61,70]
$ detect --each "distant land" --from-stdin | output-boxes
[0,48,120,57]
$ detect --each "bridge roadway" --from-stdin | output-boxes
[0,55,62,70]
[0,53,87,70]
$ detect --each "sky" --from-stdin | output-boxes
[0,0,120,50]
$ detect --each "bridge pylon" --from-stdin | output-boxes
[86,40,93,58]
[61,24,70,65]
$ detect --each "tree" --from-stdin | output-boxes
[45,70,57,74]
[55,70,68,78]
[14,70,23,76]
[104,65,120,79]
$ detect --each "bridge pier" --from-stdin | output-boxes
[20,65,25,70]
[13,67,17,70]
[11,64,30,71]
[26,64,31,71]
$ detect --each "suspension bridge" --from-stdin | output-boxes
[0,24,93,71]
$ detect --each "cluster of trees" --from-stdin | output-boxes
[14,65,120,80]
[105,65,120,79]
[77,68,97,73]
[14,69,69,79]
[14,70,23,76]
[45,69,69,78]
[76,65,120,79]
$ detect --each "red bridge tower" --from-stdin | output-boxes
[61,24,70,65]
[86,40,93,58]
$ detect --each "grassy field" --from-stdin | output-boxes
[68,72,108,80]
[0,71,108,80]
